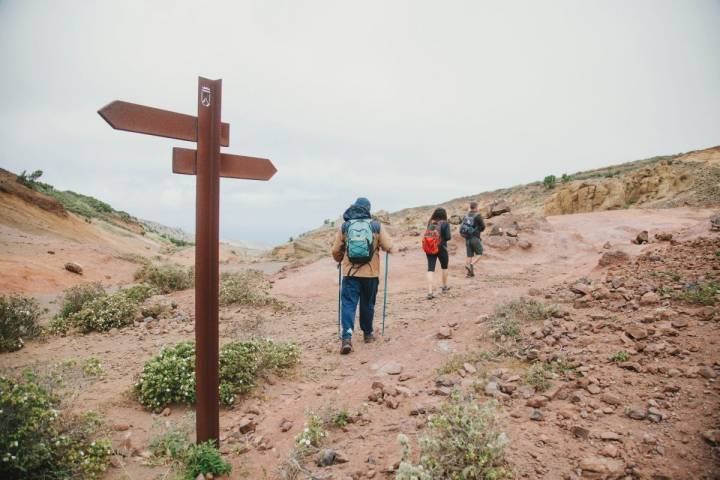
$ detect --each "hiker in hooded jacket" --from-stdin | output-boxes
[422,207,452,300]
[460,201,486,277]
[332,197,394,355]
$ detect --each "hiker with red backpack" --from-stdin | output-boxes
[331,197,394,355]
[422,207,452,300]
[459,201,486,277]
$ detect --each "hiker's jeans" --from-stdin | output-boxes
[341,276,379,340]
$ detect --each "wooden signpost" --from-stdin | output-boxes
[98,77,276,445]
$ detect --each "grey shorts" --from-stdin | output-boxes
[466,237,483,257]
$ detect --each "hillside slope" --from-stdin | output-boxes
[270,145,720,264]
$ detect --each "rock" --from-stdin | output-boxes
[64,262,83,274]
[571,283,591,296]
[112,423,131,431]
[698,365,717,379]
[463,362,477,374]
[484,235,512,251]
[603,241,612,249]
[317,449,337,467]
[654,232,673,241]
[435,375,459,388]
[625,405,647,420]
[586,384,601,395]
[640,291,660,306]
[410,404,426,416]
[488,200,511,217]
[598,250,630,267]
[598,431,622,442]
[530,409,544,421]
[703,429,720,445]
[196,474,205,480]
[280,419,293,432]
[436,327,452,339]
[385,397,400,409]
[572,425,590,439]
[579,457,624,476]
[518,239,532,249]
[600,392,622,406]
[634,230,649,244]
[448,214,462,225]
[237,417,256,434]
[624,324,648,340]
[647,407,664,423]
[381,362,403,375]
[526,396,548,408]
[671,318,689,329]
[600,444,619,458]
[710,213,720,231]
[161,407,171,417]
[489,225,503,236]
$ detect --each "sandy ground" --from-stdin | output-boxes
[1,206,718,479]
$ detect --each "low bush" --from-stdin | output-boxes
[0,372,112,479]
[610,350,630,363]
[396,397,510,480]
[134,263,194,293]
[219,270,283,308]
[122,283,156,303]
[68,291,137,333]
[679,282,718,306]
[543,175,557,190]
[149,418,230,480]
[489,298,559,340]
[0,295,42,352]
[294,413,327,456]
[56,282,106,320]
[135,339,300,410]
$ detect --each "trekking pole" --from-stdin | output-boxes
[337,263,342,339]
[382,251,389,335]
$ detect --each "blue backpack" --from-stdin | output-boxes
[346,219,375,264]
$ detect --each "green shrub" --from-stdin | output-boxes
[57,282,106,320]
[134,263,194,293]
[82,357,105,377]
[524,362,553,392]
[219,270,283,308]
[69,291,138,333]
[561,173,572,183]
[0,295,42,352]
[182,441,231,480]
[610,350,630,363]
[489,298,559,340]
[295,414,327,456]
[0,373,112,479]
[121,283,156,303]
[396,397,510,480]
[135,339,300,410]
[543,175,557,190]
[679,282,719,306]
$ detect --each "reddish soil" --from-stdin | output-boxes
[1,207,719,479]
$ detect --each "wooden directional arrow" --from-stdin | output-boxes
[172,147,277,181]
[98,101,230,147]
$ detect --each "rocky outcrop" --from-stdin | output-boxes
[543,162,694,215]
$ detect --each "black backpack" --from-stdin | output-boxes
[459,214,477,239]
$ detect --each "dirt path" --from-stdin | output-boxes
[1,207,718,479]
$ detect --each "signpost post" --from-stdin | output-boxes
[98,77,276,445]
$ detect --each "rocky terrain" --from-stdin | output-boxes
[1,147,719,480]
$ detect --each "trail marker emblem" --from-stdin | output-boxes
[98,77,276,446]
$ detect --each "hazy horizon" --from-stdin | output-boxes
[2,1,719,245]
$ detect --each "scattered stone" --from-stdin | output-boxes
[526,396,548,408]
[600,392,622,406]
[598,431,622,442]
[654,232,673,241]
[530,409,544,421]
[280,419,293,432]
[603,241,612,249]
[385,397,400,409]
[381,362,403,375]
[112,423,131,431]
[435,375,459,388]
[572,425,590,439]
[624,324,648,340]
[698,365,717,379]
[64,261,83,274]
[578,457,624,476]
[598,250,630,267]
[647,407,664,423]
[463,362,477,374]
[710,213,720,231]
[436,327,452,339]
[518,239,532,249]
[625,405,647,420]
[640,291,660,306]
[600,444,619,458]
[703,429,720,446]
[634,230,649,244]
[317,449,338,467]
[671,318,689,329]
[238,417,256,434]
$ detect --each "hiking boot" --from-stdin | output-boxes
[364,332,376,343]
[340,339,352,355]
[426,293,435,300]
[465,265,475,278]
[441,285,451,293]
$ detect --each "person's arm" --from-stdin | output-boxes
[378,226,395,253]
[475,215,486,233]
[331,229,345,262]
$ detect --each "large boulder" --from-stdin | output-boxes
[64,262,83,275]
[487,200,511,218]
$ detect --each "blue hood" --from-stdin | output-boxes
[343,204,371,221]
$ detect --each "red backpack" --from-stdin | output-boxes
[422,221,442,254]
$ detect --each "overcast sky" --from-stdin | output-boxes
[1,1,719,245]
